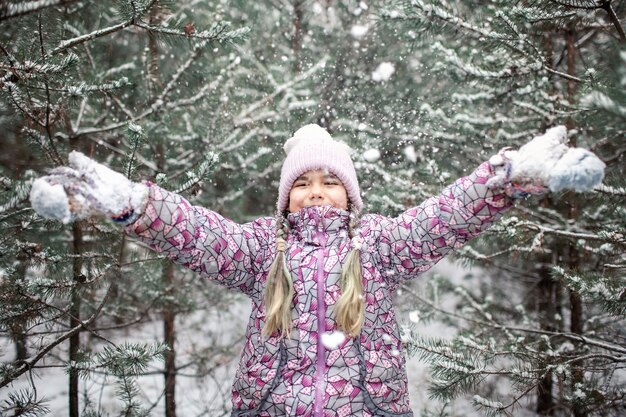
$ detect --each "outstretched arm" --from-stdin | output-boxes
[30,151,273,297]
[368,126,605,285]
[125,183,273,296]
[369,160,509,284]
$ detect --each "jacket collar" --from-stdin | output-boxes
[287,205,350,247]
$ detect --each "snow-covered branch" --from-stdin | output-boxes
[0,0,79,21]
[594,183,626,196]
[457,243,549,261]
[385,1,587,83]
[582,90,626,117]
[382,1,507,42]
[234,58,328,124]
[166,57,242,109]
[134,21,250,43]
[432,42,544,79]
[3,83,47,128]
[50,20,134,56]
[517,220,625,244]
[154,44,206,109]
[48,1,248,57]
[216,160,282,207]
[400,284,626,355]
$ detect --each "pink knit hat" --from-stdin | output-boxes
[277,124,362,213]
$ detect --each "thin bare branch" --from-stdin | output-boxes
[0,281,115,388]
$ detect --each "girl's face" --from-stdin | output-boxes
[288,170,349,213]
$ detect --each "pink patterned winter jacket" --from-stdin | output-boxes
[126,161,512,417]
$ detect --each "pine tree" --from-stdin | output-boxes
[1,1,250,415]
[382,1,626,415]
[3,0,623,415]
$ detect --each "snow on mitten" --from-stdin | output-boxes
[487,147,551,198]
[487,126,605,198]
[548,147,606,192]
[30,151,148,224]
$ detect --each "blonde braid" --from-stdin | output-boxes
[263,213,294,337]
[335,206,365,337]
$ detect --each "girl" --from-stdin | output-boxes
[30,124,604,416]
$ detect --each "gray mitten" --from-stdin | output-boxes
[30,151,148,224]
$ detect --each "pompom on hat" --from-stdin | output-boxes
[277,124,362,212]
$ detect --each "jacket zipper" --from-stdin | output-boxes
[314,211,327,417]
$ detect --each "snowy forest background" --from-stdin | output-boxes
[0,0,625,416]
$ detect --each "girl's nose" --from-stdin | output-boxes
[310,183,323,197]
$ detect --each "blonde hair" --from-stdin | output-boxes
[263,208,364,338]
[263,213,294,337]
[334,208,364,336]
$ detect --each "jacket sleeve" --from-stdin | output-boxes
[367,161,513,285]
[124,184,273,297]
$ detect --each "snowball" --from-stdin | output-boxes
[321,331,346,350]
[548,147,605,192]
[362,148,381,162]
[409,310,420,323]
[350,24,369,38]
[372,62,395,82]
[30,178,72,223]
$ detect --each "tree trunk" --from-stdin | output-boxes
[536,32,558,416]
[12,325,28,361]
[565,26,586,417]
[569,257,585,417]
[568,222,585,417]
[565,28,577,131]
[147,3,162,93]
[163,261,176,417]
[155,131,177,416]
[12,259,29,361]
[292,0,304,73]
[69,222,83,417]
[536,261,557,416]
[148,4,176,405]
[537,371,554,416]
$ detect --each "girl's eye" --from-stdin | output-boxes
[325,182,338,186]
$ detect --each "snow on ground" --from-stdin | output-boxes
[400,259,481,416]
[1,297,250,416]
